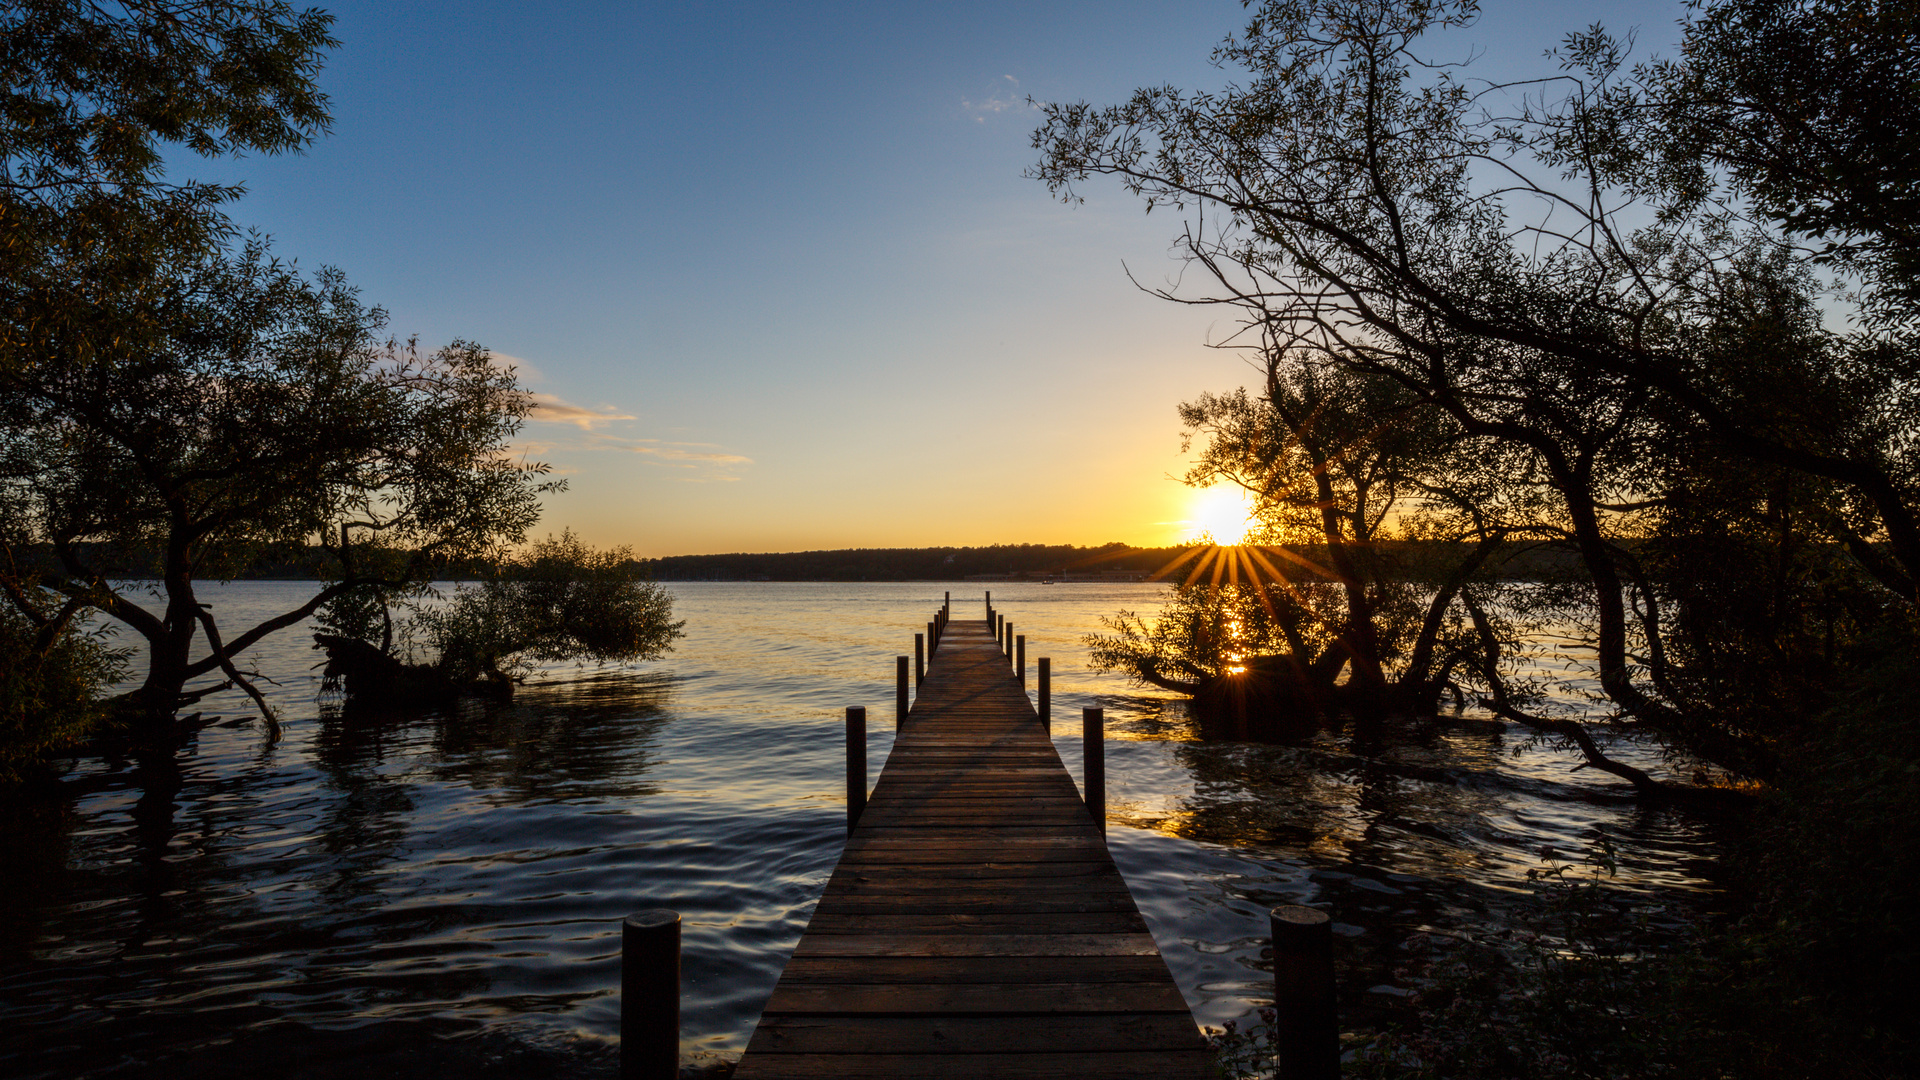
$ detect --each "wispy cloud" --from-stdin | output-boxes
[625,441,753,465]
[529,393,636,431]
[487,350,548,384]
[495,365,751,480]
[962,75,1032,124]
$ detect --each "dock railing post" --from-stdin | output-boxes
[846,706,866,833]
[1016,634,1025,689]
[985,590,991,625]
[1082,706,1105,833]
[1271,905,1339,1080]
[621,909,680,1080]
[1038,658,1050,732]
[896,657,909,728]
[1005,620,1013,661]
[916,631,926,683]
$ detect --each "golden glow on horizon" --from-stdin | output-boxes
[1187,484,1258,546]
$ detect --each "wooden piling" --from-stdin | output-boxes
[1038,657,1050,732]
[1271,905,1339,1080]
[896,657,909,728]
[915,631,926,685]
[1016,633,1026,689]
[846,706,866,834]
[621,909,680,1080]
[1083,706,1105,834]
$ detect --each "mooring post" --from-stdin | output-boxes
[1271,905,1339,1080]
[1005,620,1013,661]
[846,706,866,833]
[621,908,680,1080]
[1016,634,1026,688]
[1038,657,1050,732]
[916,632,926,683]
[896,657,909,728]
[985,590,991,625]
[1083,706,1105,833]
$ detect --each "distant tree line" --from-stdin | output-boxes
[637,543,1179,581]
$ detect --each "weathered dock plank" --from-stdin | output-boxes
[731,615,1215,1079]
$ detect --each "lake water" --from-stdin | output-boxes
[0,581,1725,1078]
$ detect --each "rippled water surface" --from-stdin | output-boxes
[0,581,1727,1077]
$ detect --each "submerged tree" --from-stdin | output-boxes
[314,531,684,703]
[1090,362,1516,717]
[0,238,559,733]
[0,572,126,784]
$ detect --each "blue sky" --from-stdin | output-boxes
[190,0,1690,556]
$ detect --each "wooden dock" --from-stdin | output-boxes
[732,612,1215,1079]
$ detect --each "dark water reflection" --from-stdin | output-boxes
[0,582,1730,1076]
[1091,704,1729,1033]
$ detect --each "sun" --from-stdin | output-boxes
[1187,484,1258,545]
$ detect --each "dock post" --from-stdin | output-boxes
[1082,706,1105,833]
[916,631,926,682]
[1038,658,1050,732]
[985,591,991,625]
[1005,620,1013,661]
[621,909,680,1080]
[846,706,866,833]
[1271,905,1339,1080]
[896,657,909,728]
[1016,634,1026,688]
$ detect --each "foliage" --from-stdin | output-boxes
[1739,631,1920,1062]
[1643,0,1920,314]
[1032,0,1920,786]
[0,588,126,785]
[1,0,339,378]
[1204,639,1920,1078]
[0,238,558,724]
[1086,580,1333,692]
[1205,1006,1278,1079]
[409,532,685,687]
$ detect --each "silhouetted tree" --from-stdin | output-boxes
[0,239,558,733]
[1,0,338,379]
[1034,0,1920,786]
